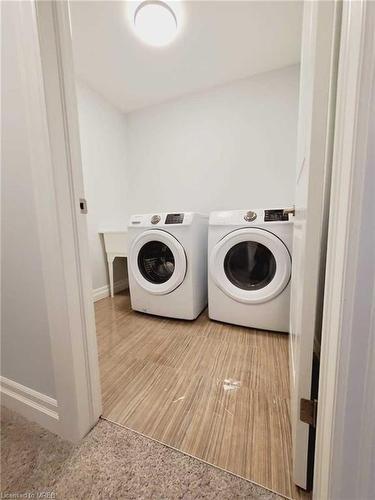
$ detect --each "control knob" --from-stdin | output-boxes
[244,210,257,222]
[151,215,161,224]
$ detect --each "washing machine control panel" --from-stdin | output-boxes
[264,209,289,222]
[165,213,184,224]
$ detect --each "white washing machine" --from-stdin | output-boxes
[208,208,293,332]
[128,212,208,320]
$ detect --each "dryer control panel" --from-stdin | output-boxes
[264,209,289,222]
[165,213,184,224]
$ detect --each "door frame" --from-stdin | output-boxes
[32,0,375,496]
[289,0,342,489]
[33,0,102,441]
[314,1,375,498]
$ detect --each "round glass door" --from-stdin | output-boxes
[129,229,187,295]
[224,241,277,291]
[210,228,291,304]
[138,241,175,284]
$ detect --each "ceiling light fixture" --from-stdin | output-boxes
[133,1,178,47]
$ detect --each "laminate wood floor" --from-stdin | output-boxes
[95,291,309,499]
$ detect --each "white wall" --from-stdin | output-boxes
[1,3,55,398]
[77,66,299,292]
[126,65,299,215]
[76,82,128,291]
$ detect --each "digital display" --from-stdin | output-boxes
[264,209,289,222]
[165,213,184,224]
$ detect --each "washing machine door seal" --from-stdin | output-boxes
[130,229,187,295]
[210,228,291,304]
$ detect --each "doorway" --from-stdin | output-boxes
[67,1,317,499]
[10,0,372,498]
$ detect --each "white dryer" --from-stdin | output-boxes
[208,209,293,332]
[128,212,208,320]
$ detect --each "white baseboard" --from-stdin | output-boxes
[93,278,128,302]
[0,376,59,434]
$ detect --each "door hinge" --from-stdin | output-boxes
[79,198,88,214]
[300,398,318,427]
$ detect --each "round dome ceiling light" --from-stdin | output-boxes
[134,1,178,47]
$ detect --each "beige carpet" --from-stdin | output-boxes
[1,407,283,499]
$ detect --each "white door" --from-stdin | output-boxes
[290,0,342,490]
[209,228,291,304]
[129,230,187,295]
